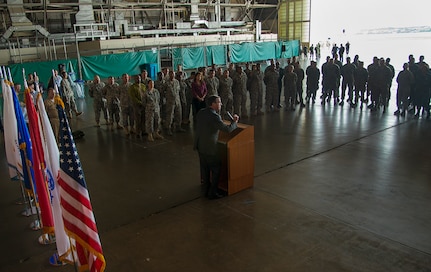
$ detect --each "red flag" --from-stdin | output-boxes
[24,89,55,234]
[57,103,106,271]
[36,93,73,262]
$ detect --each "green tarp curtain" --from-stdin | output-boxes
[5,40,300,85]
[173,47,206,70]
[280,40,300,59]
[229,43,253,63]
[175,41,299,68]
[229,41,284,63]
[174,45,226,69]
[81,50,158,80]
[206,45,227,66]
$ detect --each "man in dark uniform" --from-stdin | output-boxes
[353,61,368,109]
[340,57,356,106]
[305,61,320,104]
[194,95,239,199]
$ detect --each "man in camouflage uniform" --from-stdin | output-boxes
[183,72,195,125]
[228,63,235,78]
[205,69,219,96]
[128,74,146,138]
[155,72,166,127]
[88,75,107,127]
[284,64,298,111]
[163,71,184,135]
[232,65,248,118]
[215,67,223,79]
[249,63,264,115]
[142,80,164,142]
[44,87,60,142]
[218,69,234,119]
[263,63,279,112]
[61,71,82,119]
[176,71,188,126]
[119,73,134,135]
[141,69,151,87]
[103,76,122,130]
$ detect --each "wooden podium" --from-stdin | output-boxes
[217,122,254,195]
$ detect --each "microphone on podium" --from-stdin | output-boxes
[226,111,235,122]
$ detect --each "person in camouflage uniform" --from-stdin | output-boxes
[249,63,264,115]
[176,71,188,126]
[142,80,164,142]
[88,75,107,127]
[128,74,146,138]
[232,65,248,118]
[244,63,252,79]
[155,72,166,127]
[263,63,279,112]
[141,69,151,87]
[163,71,184,135]
[60,71,82,119]
[228,63,235,78]
[283,64,298,111]
[215,67,223,79]
[103,76,122,130]
[218,69,234,119]
[205,69,219,96]
[44,87,60,142]
[119,73,134,135]
[183,72,195,125]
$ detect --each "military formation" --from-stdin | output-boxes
[40,50,431,144]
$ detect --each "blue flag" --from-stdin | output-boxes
[11,87,35,191]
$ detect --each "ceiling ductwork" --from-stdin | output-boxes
[1,0,50,41]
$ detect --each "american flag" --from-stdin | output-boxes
[57,105,106,272]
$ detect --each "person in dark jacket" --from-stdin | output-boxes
[305,61,320,104]
[194,95,239,199]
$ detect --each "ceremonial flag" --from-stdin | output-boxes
[12,85,35,191]
[57,105,106,272]
[25,89,55,234]
[36,92,72,262]
[2,79,22,180]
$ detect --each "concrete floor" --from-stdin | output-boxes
[1,85,431,272]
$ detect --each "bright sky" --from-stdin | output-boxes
[310,0,431,42]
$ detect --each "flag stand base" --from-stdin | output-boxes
[38,233,56,245]
[21,206,37,217]
[29,219,41,231]
[49,253,66,266]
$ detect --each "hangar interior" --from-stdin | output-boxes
[0,0,310,65]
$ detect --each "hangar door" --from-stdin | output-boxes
[278,0,311,46]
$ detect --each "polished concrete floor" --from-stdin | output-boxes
[1,85,431,272]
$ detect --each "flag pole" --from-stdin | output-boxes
[7,67,13,83]
[22,68,28,89]
[1,73,27,208]
[68,236,80,272]
[52,69,59,94]
[3,75,36,218]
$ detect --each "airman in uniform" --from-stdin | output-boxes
[218,69,234,119]
[128,74,146,137]
[61,71,82,120]
[163,71,184,135]
[88,75,107,127]
[119,73,134,135]
[142,80,164,141]
[103,76,122,130]
[232,65,248,117]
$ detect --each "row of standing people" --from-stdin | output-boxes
[48,53,431,143]
[84,63,270,143]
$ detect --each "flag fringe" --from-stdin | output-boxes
[65,229,106,272]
